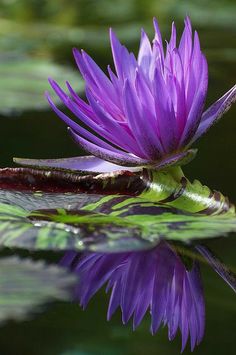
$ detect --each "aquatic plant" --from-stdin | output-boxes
[0,16,235,353]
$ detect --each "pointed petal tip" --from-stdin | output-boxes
[65,80,71,88]
[150,324,155,336]
[194,29,199,39]
[109,27,113,35]
[153,17,163,41]
[48,77,60,91]
[45,91,54,105]
[192,84,236,143]
[47,77,54,85]
[185,15,192,25]
[140,27,146,36]
[72,47,83,64]
[67,126,74,134]
[72,47,79,55]
[153,17,158,27]
[13,157,24,165]
[109,27,117,41]
[44,90,50,99]
[109,28,122,55]
[81,49,89,59]
[107,314,112,321]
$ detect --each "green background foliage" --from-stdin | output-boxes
[0,256,76,323]
[0,0,236,354]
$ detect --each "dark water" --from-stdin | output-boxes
[0,0,236,354]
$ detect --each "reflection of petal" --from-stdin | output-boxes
[196,245,236,293]
[61,242,205,351]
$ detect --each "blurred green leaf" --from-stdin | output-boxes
[168,0,236,28]
[0,56,83,115]
[0,19,139,54]
[0,256,76,323]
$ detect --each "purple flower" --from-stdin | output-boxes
[47,17,236,171]
[61,242,205,352]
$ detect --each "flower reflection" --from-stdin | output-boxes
[61,241,205,352]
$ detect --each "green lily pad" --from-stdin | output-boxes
[0,256,76,323]
[0,166,235,252]
[0,189,236,253]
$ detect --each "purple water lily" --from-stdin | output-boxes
[61,242,205,352]
[46,17,236,172]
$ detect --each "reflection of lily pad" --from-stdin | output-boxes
[0,257,76,323]
[0,57,83,115]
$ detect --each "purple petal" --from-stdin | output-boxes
[81,51,121,111]
[69,128,149,167]
[179,47,208,146]
[137,29,152,75]
[184,30,204,115]
[187,263,205,343]
[107,65,122,100]
[66,81,94,117]
[79,255,122,307]
[180,278,190,352]
[109,29,124,80]
[168,22,177,51]
[81,51,117,96]
[107,281,122,319]
[109,29,137,81]
[152,149,197,170]
[153,18,164,62]
[179,16,193,77]
[151,246,175,334]
[46,92,124,153]
[73,47,97,88]
[124,78,163,159]
[73,49,124,123]
[13,156,138,173]
[59,251,78,267]
[48,79,143,156]
[133,255,155,329]
[85,87,145,157]
[121,254,144,323]
[153,68,177,153]
[191,84,236,143]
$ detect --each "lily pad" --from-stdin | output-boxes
[0,189,236,253]
[0,57,83,115]
[0,256,76,323]
[0,166,233,215]
[0,167,235,252]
